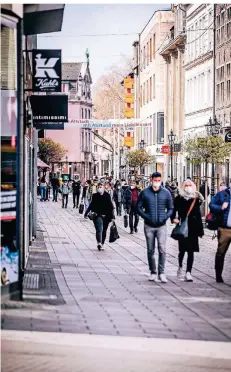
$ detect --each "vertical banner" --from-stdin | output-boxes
[1,22,19,286]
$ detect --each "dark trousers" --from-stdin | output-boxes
[116,202,122,216]
[73,192,80,208]
[53,186,59,201]
[93,216,110,245]
[129,204,139,232]
[62,194,68,208]
[178,249,194,273]
[215,227,231,278]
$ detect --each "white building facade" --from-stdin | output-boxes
[184,4,214,137]
[133,10,174,177]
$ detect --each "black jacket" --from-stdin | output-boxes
[85,192,114,220]
[113,188,124,204]
[72,181,81,194]
[51,178,60,188]
[124,187,140,210]
[137,186,173,227]
[171,195,204,237]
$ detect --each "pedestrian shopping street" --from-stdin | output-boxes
[2,199,231,341]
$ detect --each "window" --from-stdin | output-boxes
[88,131,91,150]
[227,22,231,39]
[140,85,142,107]
[144,46,146,69]
[221,26,225,42]
[81,108,84,119]
[94,145,98,152]
[221,82,225,102]
[85,108,87,119]
[227,80,231,101]
[150,76,152,101]
[216,14,220,28]
[227,63,231,77]
[217,84,220,105]
[221,11,225,26]
[140,50,143,71]
[228,7,231,21]
[153,33,156,59]
[88,109,91,119]
[143,82,146,104]
[150,37,152,62]
[157,112,164,144]
[153,114,156,144]
[146,80,149,103]
[153,74,155,99]
[147,41,149,65]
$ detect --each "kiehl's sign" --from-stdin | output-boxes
[32,49,61,92]
[30,95,68,130]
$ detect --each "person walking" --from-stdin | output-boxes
[72,178,81,208]
[84,183,114,251]
[209,182,231,283]
[124,181,140,234]
[171,180,204,282]
[137,172,173,283]
[82,180,92,210]
[39,175,48,202]
[113,182,123,216]
[61,179,71,208]
[51,174,60,202]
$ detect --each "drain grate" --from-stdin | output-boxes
[23,274,39,289]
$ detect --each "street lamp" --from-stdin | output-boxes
[168,129,176,182]
[205,115,221,197]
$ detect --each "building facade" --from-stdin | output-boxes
[45,62,93,181]
[133,10,174,177]
[160,5,186,182]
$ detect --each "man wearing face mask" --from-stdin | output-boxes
[113,183,123,216]
[124,181,141,234]
[84,183,114,251]
[137,172,173,283]
[210,179,231,283]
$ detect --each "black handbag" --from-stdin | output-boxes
[171,198,197,241]
[124,214,128,228]
[79,201,84,214]
[88,211,97,220]
[109,222,120,243]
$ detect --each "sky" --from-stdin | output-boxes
[38,4,170,84]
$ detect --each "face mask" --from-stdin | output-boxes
[131,186,135,189]
[220,186,226,191]
[118,186,121,189]
[98,188,103,194]
[185,186,193,193]
[152,182,161,188]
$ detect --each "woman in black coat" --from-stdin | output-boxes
[171,180,204,282]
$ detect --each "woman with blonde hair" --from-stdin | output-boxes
[171,179,204,282]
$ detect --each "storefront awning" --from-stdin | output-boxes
[24,4,65,35]
[37,158,50,169]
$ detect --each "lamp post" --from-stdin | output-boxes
[205,116,221,197]
[168,129,176,182]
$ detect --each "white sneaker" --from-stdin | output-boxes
[101,245,105,251]
[177,267,183,279]
[148,274,157,281]
[159,274,168,283]
[185,272,193,282]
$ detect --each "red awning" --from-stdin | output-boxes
[37,158,50,169]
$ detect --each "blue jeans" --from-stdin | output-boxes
[53,186,59,201]
[144,224,167,275]
[40,186,47,201]
[93,216,110,245]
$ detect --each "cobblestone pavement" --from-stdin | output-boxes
[1,199,231,342]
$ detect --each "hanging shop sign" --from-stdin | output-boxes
[30,95,68,129]
[173,143,181,152]
[123,78,134,89]
[124,93,134,104]
[124,136,134,147]
[124,108,134,119]
[225,131,231,143]
[32,49,62,92]
[161,145,170,154]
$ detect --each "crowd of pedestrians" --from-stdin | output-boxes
[37,172,230,284]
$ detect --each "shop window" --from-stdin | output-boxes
[157,112,164,144]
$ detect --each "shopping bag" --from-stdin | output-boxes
[109,222,120,243]
[79,201,84,214]
[171,217,188,240]
[124,214,128,228]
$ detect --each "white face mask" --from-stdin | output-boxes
[131,186,135,189]
[152,181,161,188]
[185,186,193,193]
[220,185,226,191]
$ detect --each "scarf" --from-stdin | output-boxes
[179,189,196,201]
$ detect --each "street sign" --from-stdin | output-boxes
[173,143,181,152]
[161,145,170,154]
[124,136,134,147]
[225,131,231,142]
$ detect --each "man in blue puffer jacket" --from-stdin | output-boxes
[137,172,173,283]
[209,186,231,283]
